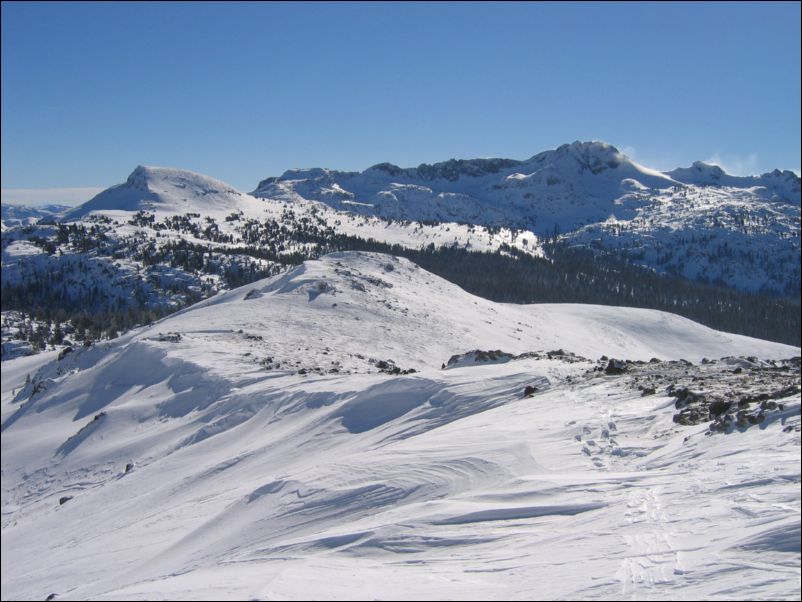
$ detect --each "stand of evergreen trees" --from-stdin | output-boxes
[320,236,801,347]
[3,227,799,349]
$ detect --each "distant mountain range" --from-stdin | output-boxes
[252,141,799,234]
[2,141,800,360]
[0,204,71,230]
[41,140,799,296]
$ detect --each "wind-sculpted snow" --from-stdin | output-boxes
[2,252,800,600]
[337,377,440,433]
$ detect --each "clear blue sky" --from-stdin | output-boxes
[2,1,800,203]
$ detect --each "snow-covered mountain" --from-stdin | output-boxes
[2,251,800,600]
[252,141,801,294]
[252,141,678,232]
[667,160,801,197]
[253,141,799,228]
[2,165,538,358]
[60,166,269,221]
[56,164,534,255]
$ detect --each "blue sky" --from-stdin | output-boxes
[2,1,800,204]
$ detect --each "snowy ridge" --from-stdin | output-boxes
[251,140,800,294]
[99,251,798,376]
[54,164,538,254]
[2,252,800,600]
[253,141,683,233]
[253,140,800,232]
[667,161,801,200]
[7,140,799,295]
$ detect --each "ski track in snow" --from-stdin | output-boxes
[1,252,800,601]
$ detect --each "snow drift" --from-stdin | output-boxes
[2,251,799,600]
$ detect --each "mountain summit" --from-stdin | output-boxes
[244,141,801,294]
[62,165,263,220]
[251,140,800,234]
[667,160,800,198]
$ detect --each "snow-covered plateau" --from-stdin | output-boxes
[2,251,800,600]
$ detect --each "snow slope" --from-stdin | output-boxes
[98,251,797,375]
[2,252,800,600]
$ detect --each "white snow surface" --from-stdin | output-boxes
[2,252,800,600]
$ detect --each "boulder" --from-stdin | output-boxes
[708,400,731,417]
[673,388,703,409]
[673,407,707,426]
[604,359,627,375]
